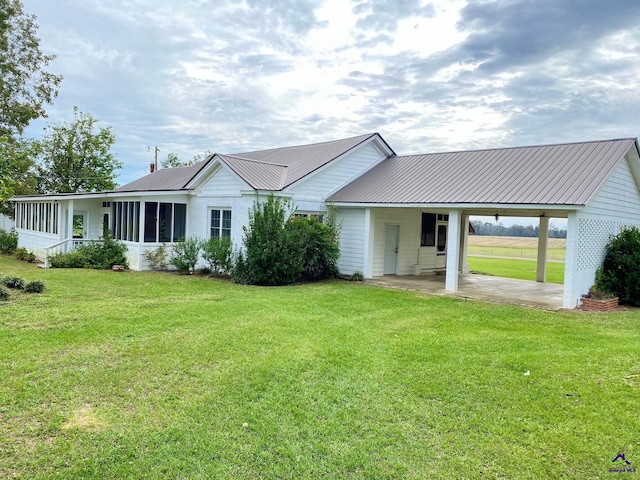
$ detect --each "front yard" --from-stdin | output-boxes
[0,256,638,479]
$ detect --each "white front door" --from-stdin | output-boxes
[384,225,399,275]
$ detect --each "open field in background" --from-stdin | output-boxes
[468,235,566,261]
[1,255,639,479]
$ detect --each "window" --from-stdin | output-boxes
[142,201,187,242]
[210,208,231,238]
[15,202,59,234]
[111,201,140,241]
[437,224,447,252]
[421,213,436,246]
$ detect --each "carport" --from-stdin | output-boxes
[330,138,640,309]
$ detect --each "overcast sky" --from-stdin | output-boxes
[20,0,640,226]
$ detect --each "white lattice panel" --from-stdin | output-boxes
[576,218,640,272]
[576,218,618,272]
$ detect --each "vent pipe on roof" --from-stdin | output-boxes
[150,163,156,173]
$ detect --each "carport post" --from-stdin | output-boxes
[445,209,461,292]
[536,215,549,282]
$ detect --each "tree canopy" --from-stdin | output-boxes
[0,0,62,137]
[37,107,121,194]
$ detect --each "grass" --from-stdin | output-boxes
[468,257,566,284]
[1,255,639,479]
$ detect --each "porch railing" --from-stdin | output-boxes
[43,238,101,268]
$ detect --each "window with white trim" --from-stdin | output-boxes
[111,201,140,241]
[210,208,231,238]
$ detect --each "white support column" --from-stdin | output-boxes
[67,199,74,240]
[139,200,146,243]
[459,214,470,274]
[562,212,579,308]
[536,216,549,282]
[445,209,461,292]
[363,208,375,278]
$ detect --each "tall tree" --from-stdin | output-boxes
[37,107,122,193]
[0,0,62,136]
[0,135,39,215]
[0,0,62,203]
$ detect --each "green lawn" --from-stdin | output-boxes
[468,256,566,284]
[1,255,639,479]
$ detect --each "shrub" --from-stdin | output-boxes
[170,237,201,273]
[236,195,303,286]
[15,247,36,263]
[233,196,342,285]
[0,286,9,301]
[142,244,169,271]
[24,280,45,294]
[593,226,640,306]
[49,230,128,270]
[2,276,25,290]
[201,237,233,275]
[0,228,18,254]
[288,217,340,281]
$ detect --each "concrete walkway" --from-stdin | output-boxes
[366,273,564,310]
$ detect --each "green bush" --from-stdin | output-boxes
[15,247,36,263]
[233,196,341,285]
[49,230,128,270]
[594,226,640,306]
[0,228,18,254]
[236,195,303,286]
[0,286,9,301]
[201,237,233,275]
[288,217,339,281]
[170,237,201,273]
[24,280,45,294]
[142,244,169,271]
[2,276,25,290]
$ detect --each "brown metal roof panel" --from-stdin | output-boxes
[116,160,208,192]
[218,155,287,190]
[237,133,379,187]
[328,139,636,205]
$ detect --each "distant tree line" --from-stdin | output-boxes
[470,220,567,238]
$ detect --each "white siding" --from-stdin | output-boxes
[564,155,640,307]
[288,142,386,201]
[0,214,14,230]
[337,208,367,275]
[17,230,58,259]
[370,208,423,276]
[199,165,247,196]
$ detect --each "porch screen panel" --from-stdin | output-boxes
[134,202,140,241]
[144,202,157,242]
[127,201,135,240]
[173,204,186,241]
[158,203,172,242]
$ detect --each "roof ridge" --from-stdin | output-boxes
[219,153,288,168]
[397,138,637,158]
[236,133,376,156]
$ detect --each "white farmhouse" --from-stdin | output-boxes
[12,133,640,309]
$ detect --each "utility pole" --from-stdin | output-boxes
[154,146,159,171]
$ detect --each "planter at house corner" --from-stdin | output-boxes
[580,296,619,311]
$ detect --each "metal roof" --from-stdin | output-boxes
[115,160,209,192]
[117,133,385,193]
[327,138,638,205]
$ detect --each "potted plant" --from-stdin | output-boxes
[580,286,618,311]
